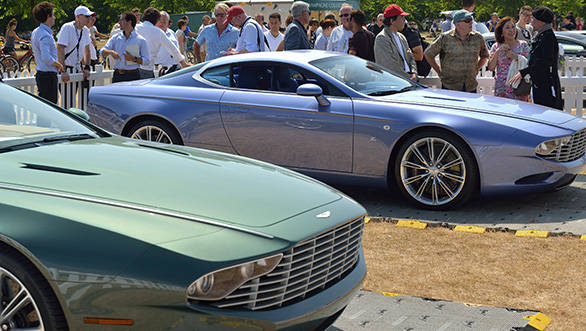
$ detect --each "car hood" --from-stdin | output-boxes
[0,137,343,229]
[381,88,576,126]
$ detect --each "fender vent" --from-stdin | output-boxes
[137,143,190,156]
[21,163,99,176]
[423,96,466,102]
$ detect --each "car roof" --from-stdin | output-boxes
[204,50,340,67]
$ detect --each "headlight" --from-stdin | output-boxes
[187,254,282,301]
[536,136,572,156]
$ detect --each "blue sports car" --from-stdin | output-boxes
[87,51,586,209]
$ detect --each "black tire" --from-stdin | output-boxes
[0,250,68,330]
[127,119,182,145]
[393,129,478,210]
[26,56,36,73]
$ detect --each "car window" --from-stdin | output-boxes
[201,64,231,87]
[559,39,585,55]
[0,84,97,150]
[232,64,273,91]
[310,55,416,96]
[272,65,345,97]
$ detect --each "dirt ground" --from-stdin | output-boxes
[362,222,585,330]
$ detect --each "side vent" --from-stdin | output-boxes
[423,96,466,102]
[21,163,99,176]
[136,143,190,156]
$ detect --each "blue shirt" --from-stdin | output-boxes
[196,23,239,61]
[31,24,58,73]
[100,30,150,70]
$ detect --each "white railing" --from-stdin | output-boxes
[2,59,585,117]
[1,65,113,110]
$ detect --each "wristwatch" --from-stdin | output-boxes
[83,64,91,71]
[134,56,139,63]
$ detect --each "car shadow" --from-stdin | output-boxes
[333,174,586,234]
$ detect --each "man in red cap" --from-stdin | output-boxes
[225,5,266,55]
[373,4,417,80]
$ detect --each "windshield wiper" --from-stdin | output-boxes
[0,133,96,154]
[368,85,419,96]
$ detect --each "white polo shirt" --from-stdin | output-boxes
[57,21,91,68]
[156,28,180,67]
[136,21,185,71]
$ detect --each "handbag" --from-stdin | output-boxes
[513,75,531,96]
[507,54,531,96]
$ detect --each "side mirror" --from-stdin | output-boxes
[296,83,330,107]
[67,107,90,121]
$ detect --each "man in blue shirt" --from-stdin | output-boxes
[101,11,150,82]
[194,3,238,62]
[31,1,63,104]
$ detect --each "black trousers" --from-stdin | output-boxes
[113,70,140,83]
[35,71,58,104]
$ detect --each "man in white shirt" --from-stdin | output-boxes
[57,5,93,108]
[225,6,266,55]
[327,4,354,53]
[135,7,189,79]
[155,11,181,75]
[264,13,283,51]
[57,6,92,79]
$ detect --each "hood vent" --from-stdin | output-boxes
[21,163,99,176]
[137,143,190,156]
[423,96,466,102]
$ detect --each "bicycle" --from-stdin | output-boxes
[13,41,35,72]
[0,48,19,75]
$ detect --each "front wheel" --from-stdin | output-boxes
[0,251,68,330]
[127,119,182,145]
[394,130,478,209]
[1,56,19,75]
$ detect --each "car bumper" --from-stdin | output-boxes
[186,249,367,330]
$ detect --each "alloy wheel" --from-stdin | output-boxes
[400,137,466,206]
[131,125,173,144]
[0,267,44,331]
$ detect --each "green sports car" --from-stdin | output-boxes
[0,83,366,330]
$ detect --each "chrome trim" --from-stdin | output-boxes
[0,183,274,239]
[221,101,353,119]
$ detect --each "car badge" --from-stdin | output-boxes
[316,211,331,218]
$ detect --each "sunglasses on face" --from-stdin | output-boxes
[461,18,473,23]
[340,13,350,18]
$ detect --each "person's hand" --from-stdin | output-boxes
[410,73,418,82]
[53,61,63,73]
[109,51,121,60]
[508,72,522,86]
[61,71,70,82]
[123,51,135,62]
[83,68,90,79]
[497,44,509,54]
[179,60,190,68]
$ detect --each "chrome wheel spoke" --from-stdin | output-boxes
[435,143,451,165]
[402,160,428,170]
[411,145,430,166]
[437,177,456,200]
[415,175,431,199]
[0,268,44,330]
[440,157,463,170]
[0,289,29,323]
[427,138,435,164]
[441,172,465,184]
[154,130,165,142]
[146,127,152,140]
[404,173,429,185]
[131,126,171,143]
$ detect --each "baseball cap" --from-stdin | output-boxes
[225,6,245,23]
[383,4,409,18]
[452,10,473,23]
[74,5,96,17]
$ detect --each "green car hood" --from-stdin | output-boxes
[0,137,343,229]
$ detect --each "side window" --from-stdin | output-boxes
[274,65,346,97]
[201,64,231,87]
[559,39,584,55]
[232,64,273,91]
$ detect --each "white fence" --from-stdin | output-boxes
[2,58,585,117]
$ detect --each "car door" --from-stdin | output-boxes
[217,62,354,172]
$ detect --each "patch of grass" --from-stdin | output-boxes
[362,223,585,331]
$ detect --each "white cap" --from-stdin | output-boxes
[74,6,95,16]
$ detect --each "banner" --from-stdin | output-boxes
[306,0,360,11]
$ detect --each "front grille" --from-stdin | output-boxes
[541,129,586,162]
[208,216,364,311]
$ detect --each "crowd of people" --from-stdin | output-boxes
[7,0,577,110]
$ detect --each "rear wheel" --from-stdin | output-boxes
[0,251,68,331]
[1,56,19,76]
[394,129,478,209]
[127,119,182,145]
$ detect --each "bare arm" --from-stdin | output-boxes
[57,44,70,82]
[194,42,202,62]
[424,53,441,76]
[411,45,423,61]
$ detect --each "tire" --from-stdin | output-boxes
[0,250,68,330]
[127,119,182,145]
[394,129,478,210]
[26,56,36,73]
[1,56,19,75]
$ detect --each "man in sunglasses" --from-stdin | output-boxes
[195,3,239,61]
[424,10,488,92]
[327,4,354,53]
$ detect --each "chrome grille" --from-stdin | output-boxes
[541,129,586,162]
[208,216,364,311]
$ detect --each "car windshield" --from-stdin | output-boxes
[0,84,98,151]
[309,55,417,96]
